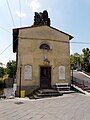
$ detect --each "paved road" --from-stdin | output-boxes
[73,71,90,87]
[0,93,90,120]
[73,71,90,81]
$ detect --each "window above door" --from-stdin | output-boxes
[40,43,50,50]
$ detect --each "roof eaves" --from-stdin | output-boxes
[50,26,74,40]
[13,25,74,40]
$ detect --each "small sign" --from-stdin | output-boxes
[24,65,32,80]
[59,66,65,80]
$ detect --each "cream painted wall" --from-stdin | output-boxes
[16,25,71,88]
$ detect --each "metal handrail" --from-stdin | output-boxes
[71,76,90,90]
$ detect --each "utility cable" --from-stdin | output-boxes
[0,26,10,33]
[0,44,11,56]
[18,36,90,44]
[19,0,22,26]
[0,38,18,56]
[0,36,90,57]
[71,41,90,44]
[6,0,15,27]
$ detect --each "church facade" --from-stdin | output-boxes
[13,11,73,95]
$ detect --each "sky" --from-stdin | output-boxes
[0,0,90,64]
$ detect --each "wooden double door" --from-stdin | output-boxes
[40,66,51,88]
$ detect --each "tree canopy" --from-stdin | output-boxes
[0,67,5,78]
[6,60,16,78]
[70,48,90,72]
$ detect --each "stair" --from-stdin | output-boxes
[86,89,90,93]
[55,83,75,94]
[29,88,63,99]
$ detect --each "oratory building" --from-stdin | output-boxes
[13,10,73,95]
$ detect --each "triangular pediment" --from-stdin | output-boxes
[13,25,73,52]
[19,25,73,41]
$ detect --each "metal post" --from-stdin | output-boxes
[72,68,73,83]
[83,80,84,90]
[19,65,22,98]
[71,64,74,84]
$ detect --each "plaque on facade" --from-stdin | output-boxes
[24,65,32,80]
[59,66,65,80]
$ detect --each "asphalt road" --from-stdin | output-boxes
[0,93,90,120]
[73,70,90,87]
[73,71,90,81]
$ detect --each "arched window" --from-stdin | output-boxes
[40,44,50,50]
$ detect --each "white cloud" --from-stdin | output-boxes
[28,0,41,12]
[70,49,73,55]
[25,0,28,4]
[16,11,26,18]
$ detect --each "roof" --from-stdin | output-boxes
[13,25,73,52]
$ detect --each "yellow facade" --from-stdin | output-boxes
[13,25,73,95]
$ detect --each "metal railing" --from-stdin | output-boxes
[71,76,90,90]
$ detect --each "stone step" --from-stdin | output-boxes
[36,91,62,97]
[29,88,63,99]
[38,89,59,94]
[86,89,90,93]
[60,90,75,94]
[57,87,70,91]
[83,87,90,90]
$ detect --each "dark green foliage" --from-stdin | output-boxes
[0,80,4,91]
[0,80,4,96]
[83,63,90,73]
[82,48,90,72]
[0,67,5,78]
[70,48,90,73]
[6,60,16,78]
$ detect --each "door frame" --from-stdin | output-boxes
[40,66,51,88]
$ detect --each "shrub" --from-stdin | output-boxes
[84,63,90,73]
[0,80,4,95]
[0,80,4,89]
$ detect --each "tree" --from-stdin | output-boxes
[70,53,81,69]
[70,48,90,72]
[6,60,16,78]
[82,48,90,62]
[0,67,5,78]
[84,62,90,72]
[82,48,90,57]
[82,48,90,72]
